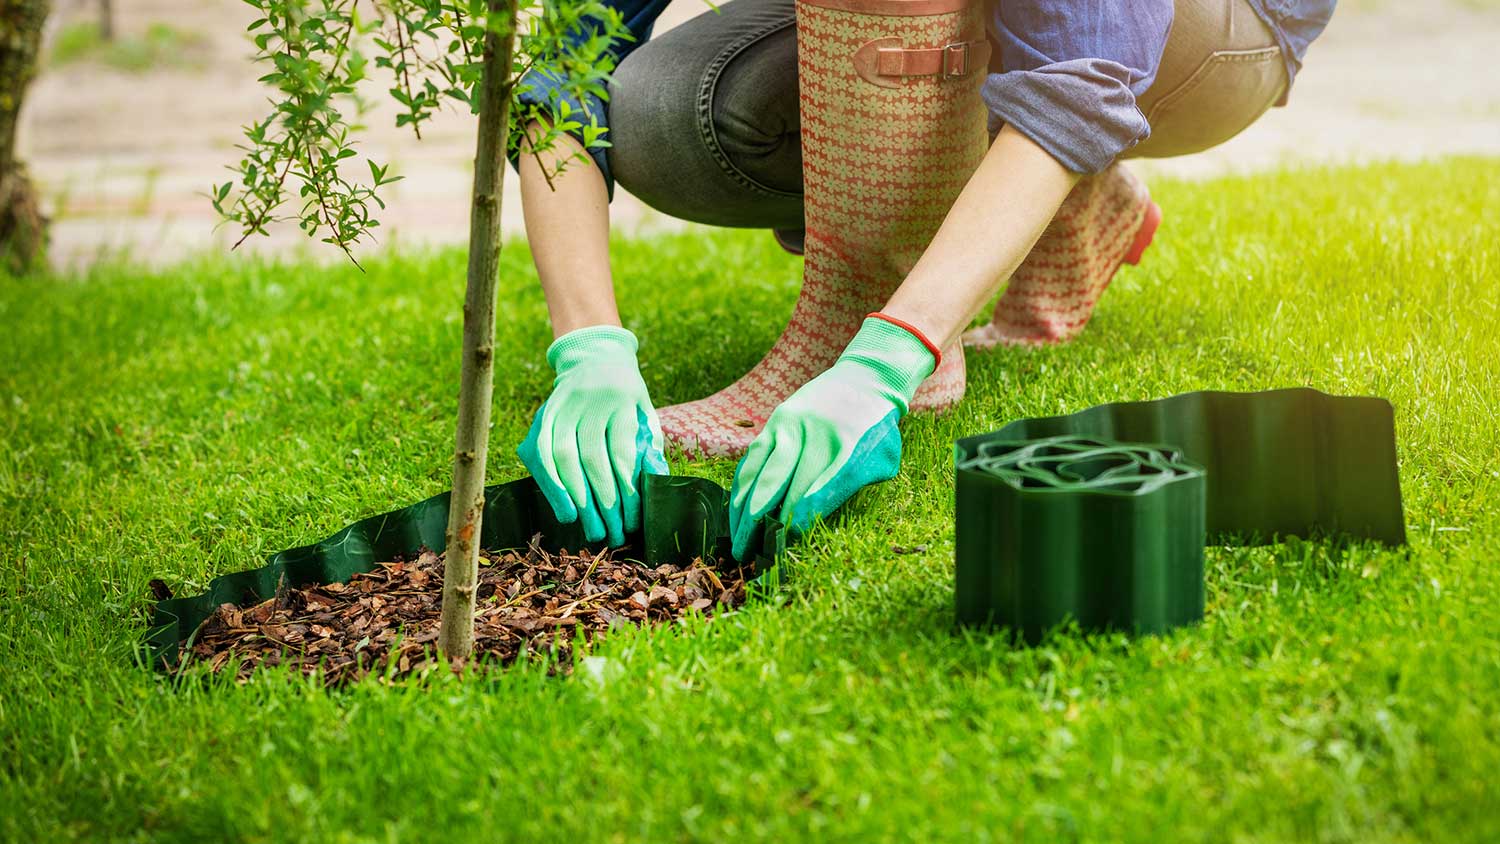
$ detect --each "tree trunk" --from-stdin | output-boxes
[0,0,49,274]
[438,0,519,662]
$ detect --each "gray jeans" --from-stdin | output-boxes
[607,0,803,231]
[606,0,1288,230]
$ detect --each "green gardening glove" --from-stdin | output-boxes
[728,316,938,560]
[517,325,669,547]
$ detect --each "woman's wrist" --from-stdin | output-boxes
[550,306,623,339]
[872,302,949,362]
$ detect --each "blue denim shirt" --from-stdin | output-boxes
[519,0,1336,189]
[985,0,1336,172]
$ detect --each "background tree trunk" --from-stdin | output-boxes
[437,0,519,661]
[0,0,49,274]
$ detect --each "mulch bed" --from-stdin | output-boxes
[185,536,751,686]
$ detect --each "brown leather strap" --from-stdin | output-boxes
[854,37,992,89]
[798,0,974,16]
[878,41,982,77]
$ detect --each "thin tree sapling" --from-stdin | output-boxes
[214,0,628,661]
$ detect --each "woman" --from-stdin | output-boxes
[515,0,1336,558]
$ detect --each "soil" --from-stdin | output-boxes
[186,538,753,686]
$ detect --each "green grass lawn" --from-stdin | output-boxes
[2,158,1498,842]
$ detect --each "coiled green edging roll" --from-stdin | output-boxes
[143,474,789,670]
[955,388,1406,641]
[963,437,1204,495]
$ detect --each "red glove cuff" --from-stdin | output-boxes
[866,313,942,369]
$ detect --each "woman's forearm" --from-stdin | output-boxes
[519,125,621,338]
[882,125,1081,351]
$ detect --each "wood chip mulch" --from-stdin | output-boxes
[185,536,750,686]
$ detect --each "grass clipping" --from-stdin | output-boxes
[186,535,751,685]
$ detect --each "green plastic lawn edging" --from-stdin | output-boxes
[143,474,789,671]
[146,388,1406,667]
[954,388,1407,641]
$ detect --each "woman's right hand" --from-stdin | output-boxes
[517,325,669,547]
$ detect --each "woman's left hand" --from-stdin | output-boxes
[728,316,937,559]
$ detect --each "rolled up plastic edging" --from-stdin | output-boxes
[143,474,789,671]
[954,388,1406,640]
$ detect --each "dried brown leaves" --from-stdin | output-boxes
[187,537,749,686]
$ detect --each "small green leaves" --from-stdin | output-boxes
[215,0,631,265]
[367,160,403,189]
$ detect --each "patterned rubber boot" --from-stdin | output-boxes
[660,0,992,457]
[963,162,1161,349]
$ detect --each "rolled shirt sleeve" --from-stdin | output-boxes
[1247,0,1336,82]
[983,0,1174,174]
[512,0,670,196]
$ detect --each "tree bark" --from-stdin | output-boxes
[0,0,49,274]
[438,0,519,661]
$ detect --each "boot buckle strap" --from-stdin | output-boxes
[943,42,972,78]
[857,37,991,89]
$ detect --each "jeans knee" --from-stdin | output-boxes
[606,42,702,200]
[709,80,800,194]
[604,10,803,229]
[706,24,801,195]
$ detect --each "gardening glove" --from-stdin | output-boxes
[517,325,669,547]
[728,315,938,560]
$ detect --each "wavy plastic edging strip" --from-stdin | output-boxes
[144,474,789,670]
[954,388,1406,641]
